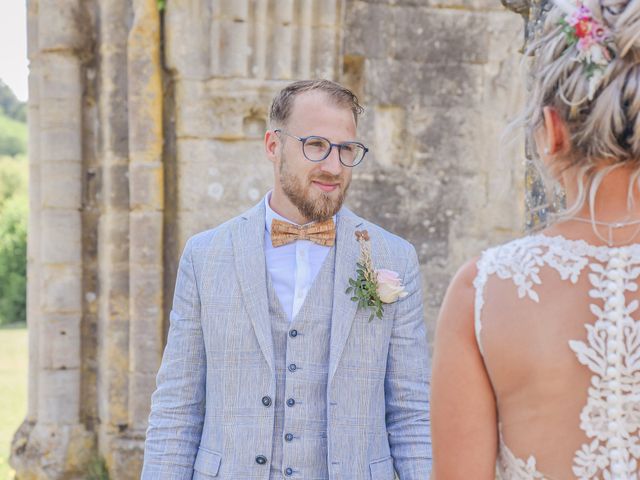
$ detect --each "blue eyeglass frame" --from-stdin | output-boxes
[274,129,368,167]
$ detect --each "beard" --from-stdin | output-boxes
[279,152,350,223]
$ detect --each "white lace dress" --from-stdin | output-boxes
[474,234,640,480]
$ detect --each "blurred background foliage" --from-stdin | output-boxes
[0,79,27,326]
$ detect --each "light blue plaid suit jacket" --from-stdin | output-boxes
[141,201,432,479]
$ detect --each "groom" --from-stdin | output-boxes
[141,80,432,479]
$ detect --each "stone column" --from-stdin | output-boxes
[122,0,165,476]
[11,1,95,478]
[95,0,133,476]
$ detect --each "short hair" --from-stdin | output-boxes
[269,79,364,127]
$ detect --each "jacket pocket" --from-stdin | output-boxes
[369,456,394,480]
[194,446,222,477]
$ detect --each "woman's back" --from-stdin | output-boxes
[477,233,640,479]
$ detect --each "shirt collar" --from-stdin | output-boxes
[264,191,336,234]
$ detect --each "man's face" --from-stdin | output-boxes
[271,91,356,223]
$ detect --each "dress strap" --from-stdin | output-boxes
[472,250,492,357]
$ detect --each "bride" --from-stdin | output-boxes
[430,0,640,478]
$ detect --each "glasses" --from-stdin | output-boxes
[274,129,368,167]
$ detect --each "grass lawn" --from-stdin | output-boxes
[0,322,27,480]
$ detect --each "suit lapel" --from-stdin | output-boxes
[328,208,364,385]
[231,201,275,374]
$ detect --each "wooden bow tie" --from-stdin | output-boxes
[271,218,336,247]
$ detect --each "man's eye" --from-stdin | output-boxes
[341,144,355,153]
[307,140,327,149]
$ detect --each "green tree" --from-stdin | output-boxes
[0,112,27,157]
[0,79,26,122]
[0,156,27,325]
[0,154,27,208]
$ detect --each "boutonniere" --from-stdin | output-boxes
[345,230,408,321]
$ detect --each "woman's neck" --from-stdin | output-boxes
[563,164,640,222]
[544,164,640,246]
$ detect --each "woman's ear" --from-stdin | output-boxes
[542,106,570,156]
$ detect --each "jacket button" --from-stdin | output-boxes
[255,455,267,465]
[285,467,293,476]
[288,363,297,372]
[261,395,272,407]
[285,433,293,442]
[286,398,295,407]
[289,329,298,338]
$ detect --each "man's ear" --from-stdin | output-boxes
[542,106,570,156]
[265,129,279,164]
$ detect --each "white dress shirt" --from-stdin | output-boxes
[264,192,333,321]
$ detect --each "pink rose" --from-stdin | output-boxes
[376,269,408,304]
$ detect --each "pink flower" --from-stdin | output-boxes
[376,269,409,304]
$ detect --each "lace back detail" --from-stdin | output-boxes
[474,234,640,480]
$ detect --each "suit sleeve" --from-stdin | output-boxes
[141,237,206,479]
[385,244,432,479]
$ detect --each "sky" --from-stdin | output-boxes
[0,1,28,101]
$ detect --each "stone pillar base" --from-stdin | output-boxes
[101,433,146,480]
[10,420,95,480]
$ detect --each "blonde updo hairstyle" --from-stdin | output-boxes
[523,0,640,219]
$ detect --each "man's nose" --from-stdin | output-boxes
[319,145,343,176]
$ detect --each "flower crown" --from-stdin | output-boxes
[554,0,615,100]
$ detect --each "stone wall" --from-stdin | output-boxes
[11,1,525,478]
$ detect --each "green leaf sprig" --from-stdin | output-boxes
[345,230,384,321]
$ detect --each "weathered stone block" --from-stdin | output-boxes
[38,1,87,51]
[219,20,250,77]
[165,0,210,78]
[177,142,271,215]
[129,211,163,265]
[27,0,39,59]
[97,317,130,426]
[392,8,489,64]
[41,265,83,314]
[102,163,131,209]
[98,212,130,265]
[373,105,411,168]
[104,435,144,480]
[39,127,82,163]
[129,162,164,210]
[41,211,82,264]
[364,58,484,108]
[269,25,295,79]
[129,372,158,428]
[41,162,82,209]
[39,54,83,101]
[38,369,81,424]
[273,0,294,23]
[344,2,397,59]
[41,314,82,370]
[98,266,130,320]
[220,0,249,21]
[11,421,95,480]
[128,319,163,374]
[315,0,341,27]
[310,26,340,80]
